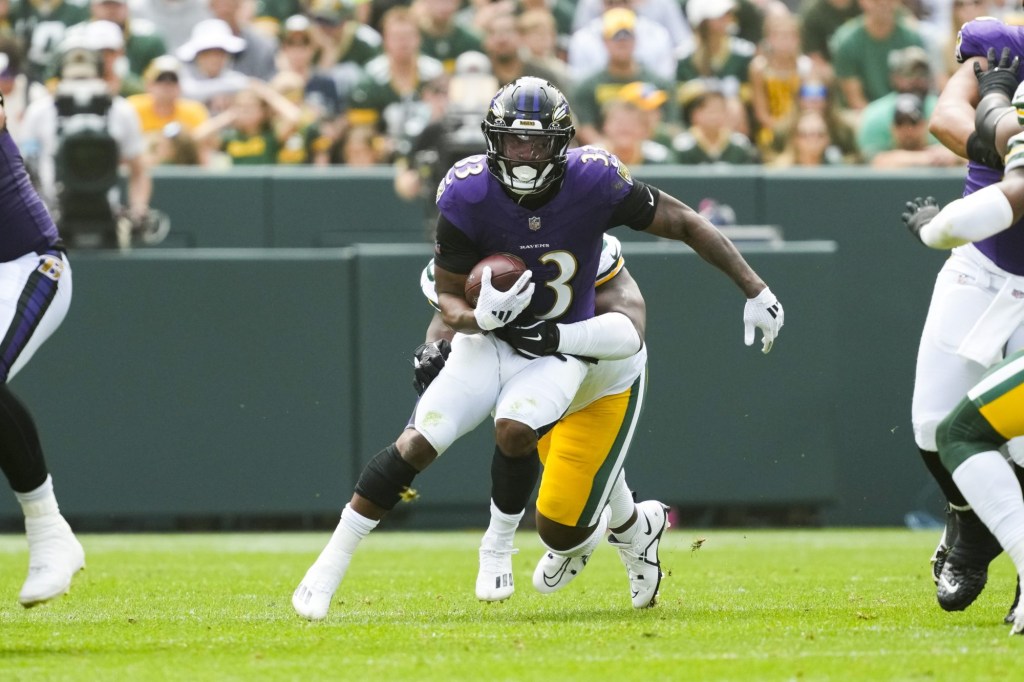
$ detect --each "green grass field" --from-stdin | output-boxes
[0,529,1020,681]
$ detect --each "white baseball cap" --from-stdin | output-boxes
[87,20,125,51]
[686,0,736,28]
[176,19,246,62]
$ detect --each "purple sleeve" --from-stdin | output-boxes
[956,19,1024,81]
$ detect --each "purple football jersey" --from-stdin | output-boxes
[956,18,1024,273]
[0,131,59,262]
[436,148,635,324]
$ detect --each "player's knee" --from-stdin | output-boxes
[396,428,437,471]
[494,419,537,458]
[354,440,429,511]
[536,513,593,552]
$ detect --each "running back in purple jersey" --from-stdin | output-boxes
[436,147,636,324]
[954,18,1024,274]
[0,131,59,262]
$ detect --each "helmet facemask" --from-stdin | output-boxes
[485,126,570,195]
[481,77,575,196]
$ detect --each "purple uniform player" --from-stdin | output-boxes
[0,95,84,607]
[292,77,784,621]
[435,147,640,325]
[916,16,1024,617]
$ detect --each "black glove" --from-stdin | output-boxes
[412,339,451,396]
[901,196,940,244]
[974,47,1020,100]
[494,319,563,360]
[966,131,1005,170]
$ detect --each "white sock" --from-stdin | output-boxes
[953,451,1024,577]
[607,474,635,532]
[482,499,524,548]
[543,508,609,558]
[314,503,378,569]
[15,475,59,518]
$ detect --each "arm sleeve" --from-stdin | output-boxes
[610,180,660,231]
[920,184,1015,249]
[556,311,643,360]
[433,214,481,274]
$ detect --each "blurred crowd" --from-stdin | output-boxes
[0,0,1020,181]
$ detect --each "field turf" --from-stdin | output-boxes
[0,529,1020,681]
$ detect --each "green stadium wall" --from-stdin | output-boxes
[0,166,970,528]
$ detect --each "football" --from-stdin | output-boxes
[464,253,528,307]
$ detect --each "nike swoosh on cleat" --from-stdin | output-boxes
[938,575,960,594]
[543,558,571,587]
[523,334,542,342]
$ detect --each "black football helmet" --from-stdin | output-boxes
[481,77,575,195]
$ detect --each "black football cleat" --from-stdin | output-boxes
[930,505,958,585]
[936,511,1003,612]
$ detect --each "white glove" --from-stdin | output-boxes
[473,267,534,331]
[743,287,784,353]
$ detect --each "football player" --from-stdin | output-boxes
[914,19,1024,615]
[904,105,1024,631]
[415,235,658,605]
[292,77,784,620]
[0,92,84,606]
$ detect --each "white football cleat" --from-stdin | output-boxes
[608,500,669,609]
[476,542,518,602]
[19,514,85,607]
[532,550,590,594]
[292,552,350,621]
[1012,599,1024,636]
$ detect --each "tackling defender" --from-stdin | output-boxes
[904,104,1024,630]
[0,93,84,606]
[292,77,784,620]
[915,18,1024,614]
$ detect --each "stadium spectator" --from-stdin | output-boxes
[127,0,211,53]
[88,0,166,79]
[177,19,250,115]
[346,6,443,154]
[481,11,566,91]
[150,122,203,165]
[676,0,756,137]
[516,8,571,90]
[127,55,210,166]
[270,70,334,165]
[308,0,382,73]
[207,0,279,81]
[792,76,860,162]
[600,98,674,164]
[769,109,846,167]
[193,78,302,165]
[79,19,144,96]
[253,0,305,28]
[748,2,813,155]
[0,91,84,609]
[0,37,48,141]
[518,0,576,37]
[857,45,938,162]
[573,0,691,51]
[829,0,926,111]
[571,8,675,146]
[672,80,759,164]
[414,0,482,73]
[798,0,861,79]
[16,0,90,82]
[276,15,343,123]
[568,0,675,83]
[869,93,962,168]
[332,124,388,165]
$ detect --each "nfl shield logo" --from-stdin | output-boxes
[528,216,541,231]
